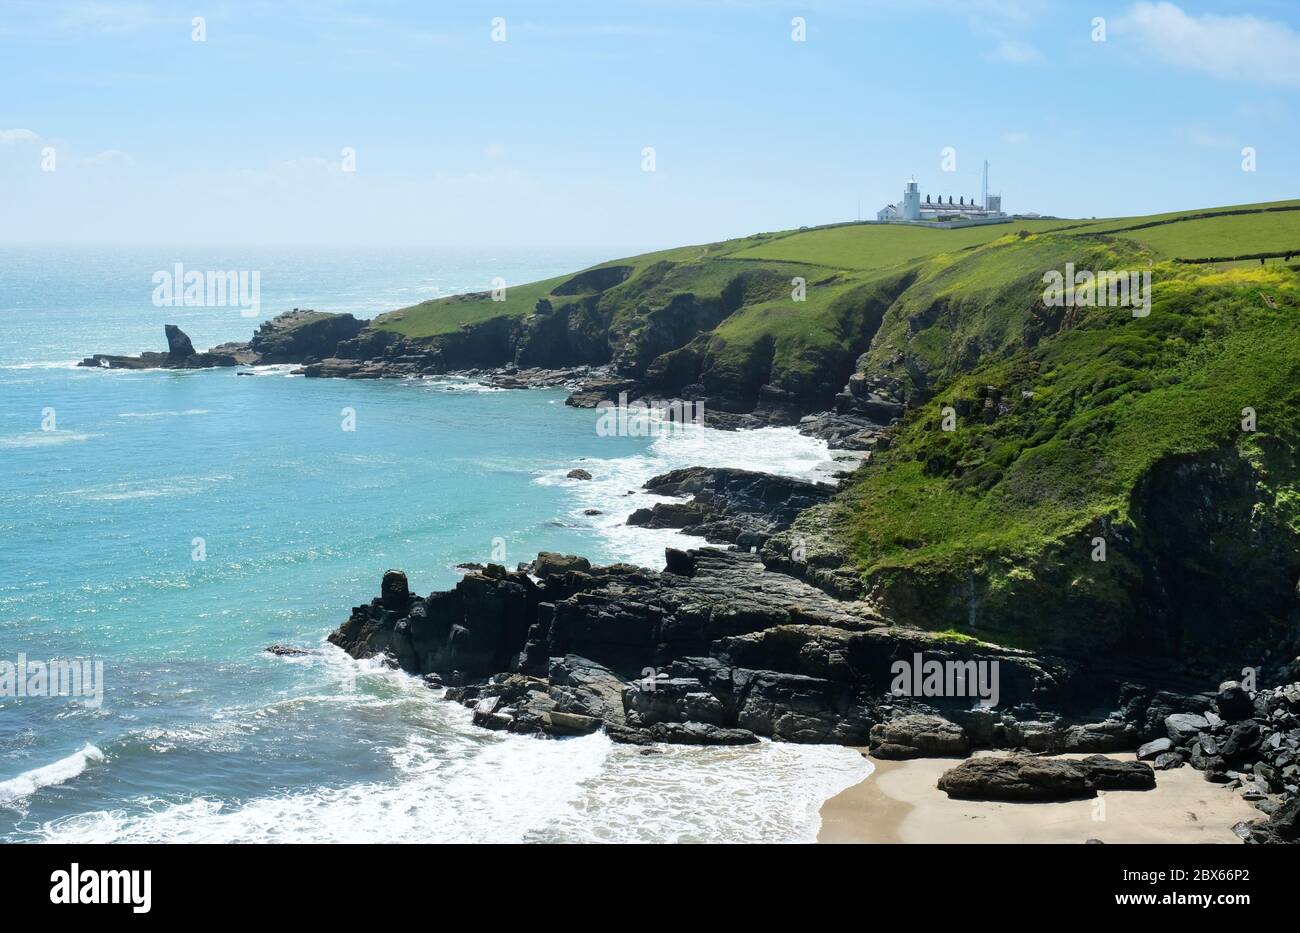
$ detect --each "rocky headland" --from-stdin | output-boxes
[326,542,1300,843]
[79,310,365,371]
[85,211,1300,844]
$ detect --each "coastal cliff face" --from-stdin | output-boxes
[769,438,1300,663]
[804,259,1300,668]
[309,208,1300,840]
[247,309,365,363]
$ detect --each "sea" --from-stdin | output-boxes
[0,246,871,843]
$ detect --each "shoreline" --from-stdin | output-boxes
[817,751,1261,844]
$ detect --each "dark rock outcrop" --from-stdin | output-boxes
[165,324,196,359]
[1076,754,1157,790]
[1216,680,1255,721]
[628,467,837,550]
[868,713,970,759]
[1246,797,1300,844]
[1165,712,1210,743]
[1151,680,1300,842]
[1137,737,1172,760]
[250,309,365,364]
[81,312,368,371]
[326,537,1300,842]
[80,325,241,370]
[328,545,1204,751]
[937,754,1154,801]
[532,552,591,578]
[938,756,1095,801]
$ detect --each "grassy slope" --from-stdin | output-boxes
[1105,211,1300,258]
[373,242,742,339]
[842,263,1300,576]
[818,256,1300,658]
[372,199,1300,366]
[723,218,1066,270]
[372,199,1300,657]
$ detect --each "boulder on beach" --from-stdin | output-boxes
[1076,754,1156,791]
[1165,712,1209,744]
[938,756,1094,801]
[1216,680,1255,721]
[937,754,1155,800]
[869,713,970,760]
[1137,737,1172,760]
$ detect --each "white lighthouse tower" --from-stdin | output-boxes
[902,177,921,220]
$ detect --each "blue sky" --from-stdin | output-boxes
[2,0,1298,248]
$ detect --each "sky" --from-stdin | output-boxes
[2,0,1298,250]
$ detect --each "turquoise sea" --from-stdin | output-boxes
[0,247,870,843]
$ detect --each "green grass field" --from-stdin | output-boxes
[373,199,1300,343]
[722,218,1065,270]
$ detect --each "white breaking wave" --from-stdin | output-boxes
[238,364,299,377]
[0,360,81,370]
[117,409,212,419]
[0,431,97,448]
[26,652,870,843]
[0,744,104,808]
[64,474,233,503]
[539,423,838,568]
[417,376,504,393]
[30,726,868,844]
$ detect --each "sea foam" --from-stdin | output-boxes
[0,744,104,808]
[27,660,871,843]
[540,423,838,569]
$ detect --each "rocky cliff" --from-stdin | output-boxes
[80,310,367,370]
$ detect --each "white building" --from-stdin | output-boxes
[877,162,1007,224]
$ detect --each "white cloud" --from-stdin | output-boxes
[1117,1,1300,89]
[73,148,134,167]
[0,128,41,144]
[0,129,132,167]
[1003,131,1030,144]
[989,39,1042,64]
[53,2,162,35]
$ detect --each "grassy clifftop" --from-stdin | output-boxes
[375,200,1300,662]
[372,200,1300,416]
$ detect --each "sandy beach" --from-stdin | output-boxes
[818,751,1262,844]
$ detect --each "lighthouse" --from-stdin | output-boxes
[902,177,921,220]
